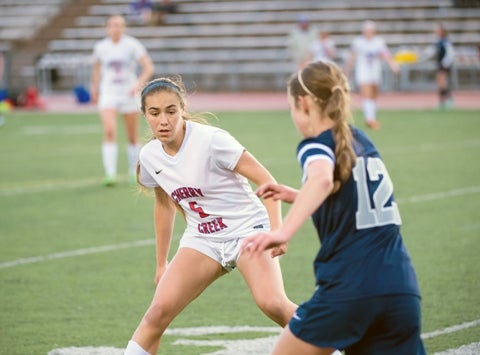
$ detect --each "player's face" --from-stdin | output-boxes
[288,94,311,138]
[143,91,186,155]
[107,16,125,41]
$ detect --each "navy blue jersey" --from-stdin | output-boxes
[435,37,454,70]
[297,126,420,301]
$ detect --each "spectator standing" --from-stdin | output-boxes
[90,15,154,186]
[286,15,318,70]
[345,20,399,130]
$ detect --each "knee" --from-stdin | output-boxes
[255,294,293,327]
[142,299,176,331]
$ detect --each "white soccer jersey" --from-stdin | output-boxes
[351,36,389,84]
[139,121,270,240]
[92,35,147,95]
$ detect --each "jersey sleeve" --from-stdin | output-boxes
[297,136,335,183]
[131,37,147,60]
[138,161,159,188]
[210,129,245,170]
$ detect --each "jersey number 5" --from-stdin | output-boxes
[352,157,401,229]
[188,201,210,218]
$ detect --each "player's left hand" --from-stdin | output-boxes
[130,80,142,96]
[241,230,289,257]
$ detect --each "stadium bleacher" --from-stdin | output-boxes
[1,0,479,94]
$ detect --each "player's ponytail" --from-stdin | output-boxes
[329,86,356,193]
[290,61,356,194]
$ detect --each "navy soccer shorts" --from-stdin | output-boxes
[289,290,426,355]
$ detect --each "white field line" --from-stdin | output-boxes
[1,184,479,270]
[0,239,155,270]
[396,185,480,204]
[422,319,480,339]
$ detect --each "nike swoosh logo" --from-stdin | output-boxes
[155,169,163,174]
[292,312,302,321]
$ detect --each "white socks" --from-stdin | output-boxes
[124,340,150,355]
[102,142,139,177]
[127,143,140,175]
[102,142,118,177]
[362,99,377,122]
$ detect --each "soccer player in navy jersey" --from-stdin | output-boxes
[434,22,455,109]
[242,60,426,355]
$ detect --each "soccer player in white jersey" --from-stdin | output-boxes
[123,76,297,355]
[345,20,399,130]
[90,15,153,186]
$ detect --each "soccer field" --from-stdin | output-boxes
[0,108,479,355]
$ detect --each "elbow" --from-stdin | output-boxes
[321,177,334,194]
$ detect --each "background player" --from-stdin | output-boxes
[433,22,455,109]
[345,20,399,130]
[242,60,425,355]
[90,15,154,186]
[123,76,297,355]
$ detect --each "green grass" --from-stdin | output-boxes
[0,108,479,354]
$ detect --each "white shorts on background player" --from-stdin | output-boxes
[98,92,140,113]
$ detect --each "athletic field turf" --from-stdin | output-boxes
[0,108,479,354]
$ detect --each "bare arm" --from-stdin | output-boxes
[132,53,154,95]
[279,160,333,239]
[381,48,400,74]
[153,187,176,284]
[241,159,334,254]
[234,151,282,230]
[234,151,288,257]
[90,60,101,103]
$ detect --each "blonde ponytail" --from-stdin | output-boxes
[289,61,356,193]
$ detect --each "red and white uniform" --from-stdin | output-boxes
[139,121,270,241]
[351,36,390,85]
[92,34,147,112]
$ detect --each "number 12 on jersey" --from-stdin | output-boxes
[352,157,402,229]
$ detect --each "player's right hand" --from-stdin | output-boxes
[256,183,298,204]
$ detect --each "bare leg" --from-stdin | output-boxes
[237,252,297,327]
[123,112,140,178]
[101,108,118,142]
[360,84,380,130]
[271,326,337,355]
[123,112,139,145]
[130,248,226,354]
[436,70,452,108]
